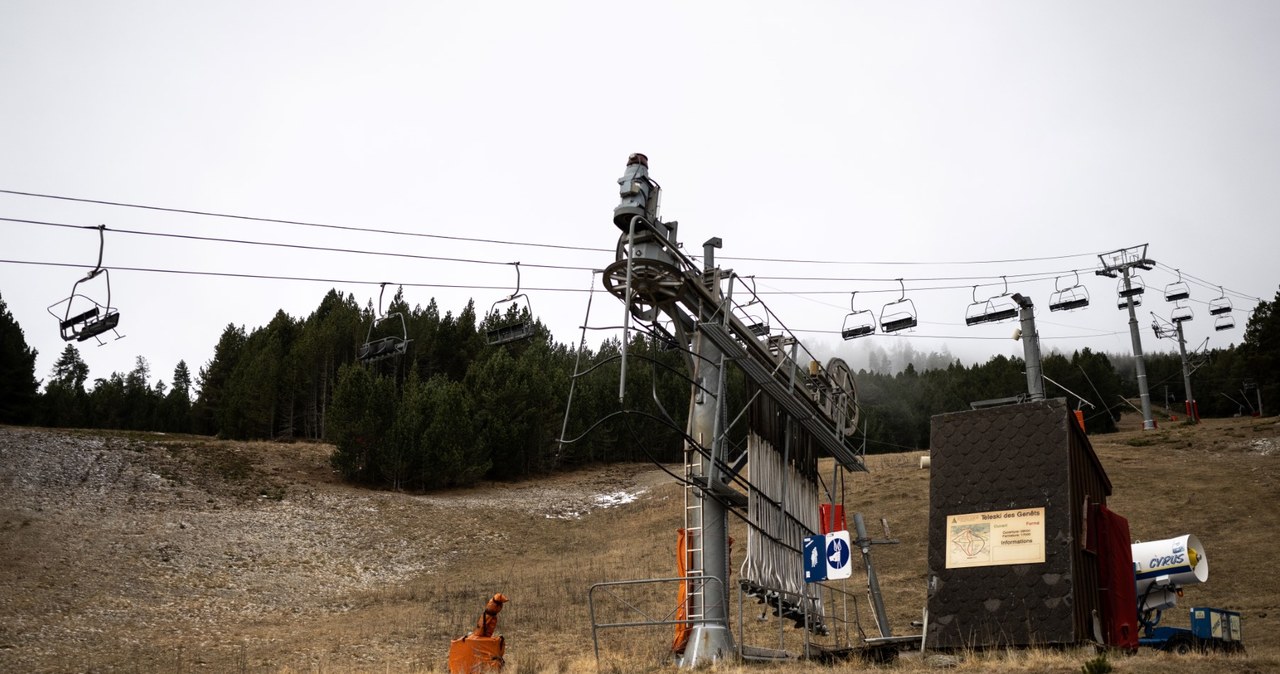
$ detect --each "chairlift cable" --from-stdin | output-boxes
[1152,262,1262,303]
[0,189,614,255]
[0,257,602,293]
[5,215,1096,290]
[0,216,599,273]
[719,250,1104,266]
[750,268,1080,283]
[1,188,1106,267]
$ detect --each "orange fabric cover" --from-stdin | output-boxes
[671,529,732,654]
[472,593,508,638]
[448,635,505,673]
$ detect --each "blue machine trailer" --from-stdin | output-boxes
[1140,606,1244,654]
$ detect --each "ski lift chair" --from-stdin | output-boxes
[1164,270,1190,302]
[1117,294,1143,310]
[358,283,411,363]
[841,292,875,340]
[47,225,123,345]
[487,296,535,345]
[1049,272,1090,312]
[1117,275,1146,299]
[487,263,535,346]
[48,284,122,344]
[879,280,918,333]
[1209,287,1233,316]
[1171,302,1193,324]
[359,314,410,362]
[964,280,1019,326]
[743,313,770,337]
[1215,314,1235,331]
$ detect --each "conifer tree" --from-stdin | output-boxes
[0,292,39,424]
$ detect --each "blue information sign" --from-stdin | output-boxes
[803,534,827,583]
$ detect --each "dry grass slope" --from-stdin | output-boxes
[0,414,1276,674]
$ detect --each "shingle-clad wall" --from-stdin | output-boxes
[926,398,1109,648]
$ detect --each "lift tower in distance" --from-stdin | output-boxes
[1152,310,1206,423]
[1096,245,1156,430]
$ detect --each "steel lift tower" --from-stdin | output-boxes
[1096,245,1157,430]
[602,154,865,667]
[1152,309,1207,423]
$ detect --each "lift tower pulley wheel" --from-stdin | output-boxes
[602,256,684,321]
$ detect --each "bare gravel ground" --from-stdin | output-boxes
[3,416,1277,674]
[0,427,660,672]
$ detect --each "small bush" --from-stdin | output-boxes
[1081,651,1112,674]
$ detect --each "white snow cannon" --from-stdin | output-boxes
[1132,534,1208,612]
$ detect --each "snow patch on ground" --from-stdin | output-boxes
[594,489,645,508]
[1250,438,1277,456]
[544,488,648,519]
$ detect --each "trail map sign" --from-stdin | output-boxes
[945,507,1046,569]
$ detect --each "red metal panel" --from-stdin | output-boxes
[819,504,846,534]
[1095,504,1139,650]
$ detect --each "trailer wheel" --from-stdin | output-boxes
[1168,636,1195,655]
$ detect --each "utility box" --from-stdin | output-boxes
[926,398,1112,648]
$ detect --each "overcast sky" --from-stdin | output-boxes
[2,1,1277,391]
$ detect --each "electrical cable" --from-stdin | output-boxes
[0,189,615,255]
[0,187,1108,268]
[1152,261,1264,303]
[0,257,600,293]
[0,216,599,273]
[750,269,1082,283]
[722,250,1107,266]
[785,327,1127,341]
[0,257,1140,343]
[4,215,1100,295]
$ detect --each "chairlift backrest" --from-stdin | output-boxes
[359,312,411,363]
[880,300,918,333]
[1164,282,1190,302]
[1215,315,1235,331]
[841,314,875,340]
[48,267,123,345]
[1171,302,1193,324]
[964,282,1019,326]
[77,311,121,343]
[879,281,918,333]
[965,299,1019,326]
[1209,289,1233,316]
[841,292,875,340]
[1117,275,1146,298]
[1117,294,1142,310]
[1164,270,1190,302]
[487,293,535,346]
[488,262,536,346]
[1049,273,1090,312]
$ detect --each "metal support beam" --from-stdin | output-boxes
[1122,269,1156,430]
[1097,245,1156,431]
[1175,321,1198,423]
[854,513,892,638]
[1012,294,1044,401]
[680,328,735,667]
